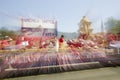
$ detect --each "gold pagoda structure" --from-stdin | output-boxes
[78,16,93,39]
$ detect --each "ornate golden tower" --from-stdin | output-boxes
[78,16,93,39]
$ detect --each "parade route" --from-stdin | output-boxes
[4,67,120,80]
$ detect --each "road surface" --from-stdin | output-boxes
[4,67,120,80]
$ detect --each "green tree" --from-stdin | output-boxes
[0,27,18,40]
[105,17,120,34]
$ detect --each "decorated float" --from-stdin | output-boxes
[0,17,120,78]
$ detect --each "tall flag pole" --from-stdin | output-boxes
[101,19,106,47]
[101,19,104,33]
[55,20,58,37]
[21,17,23,30]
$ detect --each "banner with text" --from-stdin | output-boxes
[21,18,57,37]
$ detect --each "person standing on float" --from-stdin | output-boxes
[59,35,65,49]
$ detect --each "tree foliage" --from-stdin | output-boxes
[105,17,120,34]
[0,27,18,40]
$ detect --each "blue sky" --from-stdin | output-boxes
[0,0,120,33]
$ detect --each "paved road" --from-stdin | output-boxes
[4,67,120,80]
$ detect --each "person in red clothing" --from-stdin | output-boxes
[16,34,27,45]
[59,35,65,48]
[59,35,64,42]
[1,36,9,50]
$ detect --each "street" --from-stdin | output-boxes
[4,67,120,80]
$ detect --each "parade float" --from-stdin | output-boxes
[0,17,120,78]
